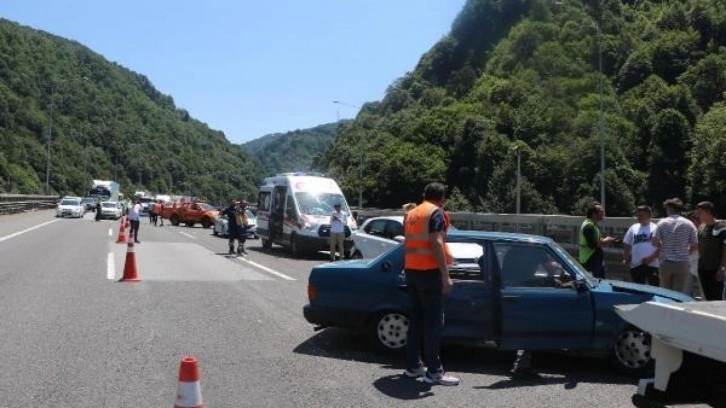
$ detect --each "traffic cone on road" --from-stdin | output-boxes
[174,356,203,408]
[116,219,127,244]
[119,236,140,282]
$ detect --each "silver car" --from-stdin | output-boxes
[213,210,257,239]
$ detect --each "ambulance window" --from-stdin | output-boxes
[285,195,296,219]
[258,192,271,211]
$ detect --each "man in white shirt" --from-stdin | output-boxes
[653,198,698,293]
[623,205,660,285]
[128,197,142,243]
[329,203,348,261]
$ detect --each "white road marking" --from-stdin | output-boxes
[107,252,115,280]
[0,219,60,243]
[108,228,113,237]
[239,258,296,281]
[179,231,196,239]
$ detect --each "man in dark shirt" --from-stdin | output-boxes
[696,201,726,300]
[579,202,617,278]
[223,198,240,255]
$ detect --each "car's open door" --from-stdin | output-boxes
[493,242,594,350]
[442,240,495,343]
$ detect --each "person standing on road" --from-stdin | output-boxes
[149,201,158,226]
[128,197,142,243]
[403,182,460,386]
[159,200,165,226]
[623,205,660,286]
[695,201,726,300]
[329,203,347,262]
[94,198,102,222]
[223,198,241,256]
[237,201,250,255]
[653,198,698,294]
[579,201,617,278]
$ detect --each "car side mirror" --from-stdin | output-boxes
[394,235,405,243]
[574,279,588,292]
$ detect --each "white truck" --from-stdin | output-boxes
[256,173,357,257]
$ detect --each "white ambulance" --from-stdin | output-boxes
[256,173,357,257]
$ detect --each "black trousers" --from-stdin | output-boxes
[699,268,723,301]
[129,220,140,241]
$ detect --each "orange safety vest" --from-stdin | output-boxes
[404,201,453,271]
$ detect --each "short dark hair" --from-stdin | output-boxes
[423,182,446,201]
[586,201,602,218]
[697,201,715,214]
[663,197,684,212]
[636,205,652,214]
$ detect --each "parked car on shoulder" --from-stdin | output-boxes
[99,201,123,220]
[304,230,693,376]
[56,198,85,218]
[213,209,258,239]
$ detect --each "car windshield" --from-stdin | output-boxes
[294,192,349,216]
[549,243,596,285]
[60,199,80,206]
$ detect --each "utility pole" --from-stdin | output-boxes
[516,147,522,214]
[595,21,606,209]
[45,84,55,195]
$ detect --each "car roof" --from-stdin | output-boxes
[364,216,404,223]
[448,229,553,244]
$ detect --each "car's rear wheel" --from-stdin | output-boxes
[369,311,409,352]
[611,326,654,377]
[201,218,212,229]
[170,215,180,226]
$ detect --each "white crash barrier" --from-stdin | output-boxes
[615,301,726,402]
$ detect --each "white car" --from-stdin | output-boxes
[99,201,123,220]
[56,198,85,218]
[350,216,482,270]
[213,210,258,239]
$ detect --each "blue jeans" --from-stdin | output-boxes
[405,269,444,374]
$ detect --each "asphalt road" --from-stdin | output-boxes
[0,210,709,407]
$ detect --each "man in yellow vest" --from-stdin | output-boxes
[402,182,459,386]
[579,201,617,278]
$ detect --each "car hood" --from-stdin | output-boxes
[595,279,693,303]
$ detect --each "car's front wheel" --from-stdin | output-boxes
[611,326,654,377]
[369,311,409,353]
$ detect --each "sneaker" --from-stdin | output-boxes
[510,367,541,380]
[404,366,427,378]
[423,372,460,386]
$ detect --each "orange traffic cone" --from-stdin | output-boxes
[116,220,127,244]
[174,356,203,408]
[119,236,140,282]
[125,215,130,229]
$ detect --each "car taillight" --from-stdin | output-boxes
[307,283,318,302]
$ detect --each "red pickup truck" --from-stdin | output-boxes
[161,202,219,228]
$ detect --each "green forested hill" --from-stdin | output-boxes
[0,19,263,202]
[316,0,726,215]
[242,122,341,176]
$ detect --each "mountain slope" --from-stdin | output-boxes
[316,0,726,214]
[242,122,341,176]
[0,18,263,202]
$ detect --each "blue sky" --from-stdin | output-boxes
[0,0,466,143]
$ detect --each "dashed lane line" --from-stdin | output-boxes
[179,231,196,240]
[107,252,115,280]
[239,257,296,281]
[0,219,60,243]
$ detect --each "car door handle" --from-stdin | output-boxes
[502,296,520,303]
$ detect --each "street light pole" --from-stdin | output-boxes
[596,22,606,210]
[45,84,54,195]
[332,100,363,208]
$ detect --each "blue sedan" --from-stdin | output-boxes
[303,230,693,376]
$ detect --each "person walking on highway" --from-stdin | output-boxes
[159,200,165,226]
[653,198,698,293]
[94,198,102,222]
[402,182,460,386]
[329,203,347,261]
[695,201,726,300]
[223,198,241,256]
[128,197,142,243]
[237,201,250,255]
[149,201,158,226]
[623,205,660,286]
[579,201,617,278]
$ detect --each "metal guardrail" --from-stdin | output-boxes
[0,194,59,216]
[354,209,656,280]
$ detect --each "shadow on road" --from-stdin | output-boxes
[294,328,638,400]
